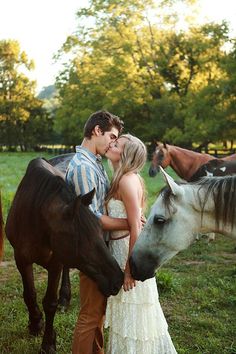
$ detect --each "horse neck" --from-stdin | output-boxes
[168,146,213,181]
[189,184,236,238]
[199,213,236,238]
[224,153,236,161]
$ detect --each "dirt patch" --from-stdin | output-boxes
[220,252,236,259]
[182,260,206,265]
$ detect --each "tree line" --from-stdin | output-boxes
[1,0,236,151]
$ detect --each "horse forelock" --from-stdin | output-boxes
[194,176,236,230]
[72,202,103,255]
[159,186,175,213]
[153,144,166,167]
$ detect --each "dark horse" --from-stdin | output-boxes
[49,152,75,175]
[48,153,75,310]
[149,142,236,181]
[0,191,3,262]
[5,158,123,354]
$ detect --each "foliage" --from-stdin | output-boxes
[54,0,235,147]
[0,40,53,150]
[156,270,177,292]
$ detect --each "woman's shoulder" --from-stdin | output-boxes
[119,172,138,182]
[119,173,141,190]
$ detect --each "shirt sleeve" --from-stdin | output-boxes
[72,163,103,219]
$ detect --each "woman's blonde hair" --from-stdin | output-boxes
[105,134,147,206]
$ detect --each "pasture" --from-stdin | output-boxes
[0,152,236,354]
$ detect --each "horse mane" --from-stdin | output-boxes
[160,176,236,231]
[159,186,176,214]
[195,176,236,230]
[72,200,103,251]
[11,158,75,234]
[20,158,73,204]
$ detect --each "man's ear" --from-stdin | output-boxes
[94,125,102,136]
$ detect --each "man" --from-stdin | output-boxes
[66,110,128,354]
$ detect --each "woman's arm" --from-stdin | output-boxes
[119,174,143,291]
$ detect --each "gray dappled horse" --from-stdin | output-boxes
[130,168,236,281]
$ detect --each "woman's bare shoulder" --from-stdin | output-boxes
[119,173,141,191]
[119,173,139,183]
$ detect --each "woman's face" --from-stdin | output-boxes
[105,137,127,164]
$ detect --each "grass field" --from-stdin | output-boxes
[0,152,236,354]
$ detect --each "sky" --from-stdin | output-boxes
[1,0,236,94]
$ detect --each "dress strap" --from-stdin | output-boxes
[110,232,129,241]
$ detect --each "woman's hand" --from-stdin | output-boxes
[123,271,136,291]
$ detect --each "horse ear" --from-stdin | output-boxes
[163,142,167,148]
[159,167,183,197]
[63,189,96,218]
[81,188,96,206]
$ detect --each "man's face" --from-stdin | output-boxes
[97,127,119,155]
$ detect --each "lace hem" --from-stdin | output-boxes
[106,331,177,354]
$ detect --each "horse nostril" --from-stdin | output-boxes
[149,167,157,177]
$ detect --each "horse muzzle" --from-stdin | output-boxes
[129,254,156,281]
[148,166,160,177]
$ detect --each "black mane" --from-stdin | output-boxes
[13,158,74,220]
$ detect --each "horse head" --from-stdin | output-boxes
[130,167,199,281]
[47,188,124,297]
[149,142,170,177]
[130,168,236,282]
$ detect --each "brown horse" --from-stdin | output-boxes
[0,191,3,262]
[48,153,74,310]
[149,142,236,181]
[5,157,123,354]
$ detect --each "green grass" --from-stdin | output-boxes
[0,152,236,353]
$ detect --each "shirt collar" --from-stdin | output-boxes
[76,145,102,163]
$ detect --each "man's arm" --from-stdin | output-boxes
[69,163,129,231]
[100,214,129,231]
[70,163,102,217]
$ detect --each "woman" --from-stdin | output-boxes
[104,134,177,354]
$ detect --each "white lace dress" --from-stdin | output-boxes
[105,198,177,354]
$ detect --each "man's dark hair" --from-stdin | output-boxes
[83,110,124,138]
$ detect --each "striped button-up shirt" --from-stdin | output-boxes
[66,146,109,221]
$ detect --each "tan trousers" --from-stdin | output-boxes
[72,272,107,354]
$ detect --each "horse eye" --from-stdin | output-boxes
[153,214,166,225]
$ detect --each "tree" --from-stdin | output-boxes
[0,40,53,150]
[55,0,234,146]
